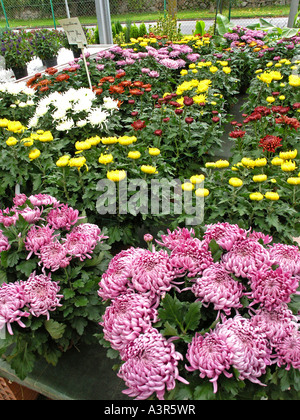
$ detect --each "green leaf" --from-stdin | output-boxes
[184,301,202,332]
[71,317,88,336]
[44,319,66,340]
[16,260,37,277]
[74,296,89,307]
[6,252,20,268]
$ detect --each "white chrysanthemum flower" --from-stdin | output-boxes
[103,97,119,111]
[56,118,74,132]
[87,108,109,127]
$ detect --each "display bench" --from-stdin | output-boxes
[0,342,128,400]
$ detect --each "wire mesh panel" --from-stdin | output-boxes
[0,0,297,35]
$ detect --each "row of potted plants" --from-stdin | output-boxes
[0,20,299,399]
[0,28,83,80]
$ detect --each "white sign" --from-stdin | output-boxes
[60,17,87,47]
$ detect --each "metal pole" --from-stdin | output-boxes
[49,0,57,29]
[288,0,299,27]
[164,0,167,18]
[0,0,9,28]
[65,0,71,18]
[228,0,232,21]
[95,0,113,45]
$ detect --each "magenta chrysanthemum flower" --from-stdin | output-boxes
[28,194,60,207]
[251,304,298,347]
[38,240,71,271]
[216,315,271,385]
[274,330,300,370]
[248,230,273,245]
[100,292,158,352]
[47,204,79,230]
[204,222,247,251]
[192,263,244,316]
[63,224,104,261]
[0,208,18,227]
[0,229,10,252]
[0,282,30,335]
[248,267,299,311]
[23,272,63,319]
[118,328,188,400]
[169,237,213,278]
[13,194,27,207]
[222,238,271,278]
[126,249,177,300]
[156,227,195,250]
[18,206,42,224]
[185,331,233,393]
[268,243,300,276]
[25,225,55,258]
[98,248,144,301]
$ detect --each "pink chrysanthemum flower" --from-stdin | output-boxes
[268,243,300,276]
[248,267,299,311]
[63,223,107,262]
[38,240,71,271]
[192,263,244,316]
[18,206,42,224]
[0,282,30,335]
[28,194,60,207]
[25,225,55,258]
[47,204,79,231]
[118,328,188,400]
[23,272,63,319]
[0,229,10,252]
[13,194,27,207]
[216,315,271,386]
[126,249,177,300]
[222,238,271,278]
[100,292,158,352]
[98,248,145,301]
[169,237,213,278]
[248,230,273,245]
[204,222,247,251]
[0,208,18,227]
[156,227,195,250]
[251,304,298,347]
[186,331,233,393]
[274,330,300,370]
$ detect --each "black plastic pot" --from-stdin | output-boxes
[42,56,58,68]
[12,66,28,80]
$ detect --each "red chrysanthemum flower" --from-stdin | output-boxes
[258,135,283,152]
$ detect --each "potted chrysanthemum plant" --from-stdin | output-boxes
[98,223,300,400]
[0,193,111,380]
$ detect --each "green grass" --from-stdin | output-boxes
[0,4,292,29]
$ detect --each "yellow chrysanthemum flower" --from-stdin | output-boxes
[195,188,210,197]
[281,160,297,172]
[99,154,114,165]
[107,170,127,182]
[253,174,268,183]
[29,149,41,161]
[279,150,297,160]
[128,151,141,160]
[229,177,243,187]
[141,165,158,174]
[265,192,280,201]
[287,177,300,185]
[56,155,70,167]
[6,137,18,146]
[181,182,195,191]
[190,174,205,184]
[149,148,161,156]
[249,192,264,201]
